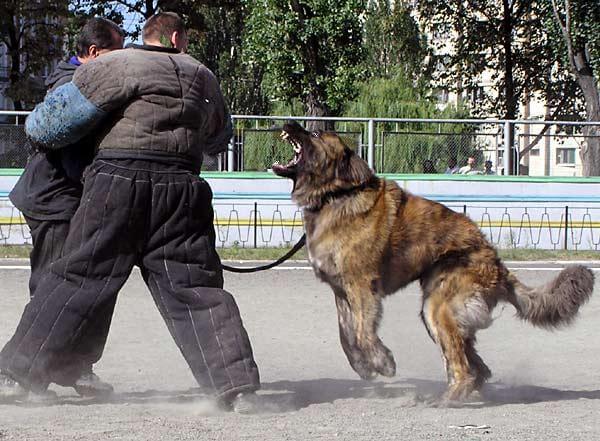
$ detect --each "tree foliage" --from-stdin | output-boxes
[243,0,366,125]
[416,0,544,121]
[0,0,69,109]
[344,72,476,173]
[542,0,600,175]
[363,0,429,81]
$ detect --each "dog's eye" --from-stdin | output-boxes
[311,131,320,138]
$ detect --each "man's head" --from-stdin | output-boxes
[142,12,188,53]
[467,156,476,166]
[76,17,124,63]
[485,160,493,170]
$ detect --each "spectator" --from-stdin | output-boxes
[422,159,437,174]
[459,156,482,175]
[484,160,496,175]
[444,158,460,174]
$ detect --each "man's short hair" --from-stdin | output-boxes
[76,17,124,57]
[142,12,185,44]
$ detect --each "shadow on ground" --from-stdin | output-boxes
[6,378,600,411]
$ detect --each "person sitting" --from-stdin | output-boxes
[422,159,437,174]
[444,158,460,174]
[459,156,482,175]
[484,160,496,175]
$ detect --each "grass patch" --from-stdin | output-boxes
[217,246,308,261]
[217,246,599,261]
[498,248,600,261]
[0,245,32,258]
[0,245,597,261]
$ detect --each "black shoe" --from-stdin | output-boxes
[73,372,114,397]
[0,372,26,400]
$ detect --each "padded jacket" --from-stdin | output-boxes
[26,45,232,169]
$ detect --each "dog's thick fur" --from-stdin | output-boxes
[273,121,595,402]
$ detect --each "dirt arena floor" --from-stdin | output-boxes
[1,261,600,440]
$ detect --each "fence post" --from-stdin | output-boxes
[367,119,375,170]
[503,120,511,175]
[253,202,258,249]
[564,205,569,250]
[227,116,235,172]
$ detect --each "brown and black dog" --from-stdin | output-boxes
[272,120,594,402]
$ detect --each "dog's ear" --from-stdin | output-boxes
[337,147,373,184]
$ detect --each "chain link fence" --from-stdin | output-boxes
[226,116,600,177]
[0,113,30,168]
[1,111,599,176]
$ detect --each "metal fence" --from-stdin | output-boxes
[227,116,600,177]
[1,111,599,175]
[0,111,31,168]
[0,202,598,250]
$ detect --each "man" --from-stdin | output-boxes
[483,160,496,175]
[444,157,460,174]
[2,17,124,399]
[0,12,260,411]
[459,156,482,175]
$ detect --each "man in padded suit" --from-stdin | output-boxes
[0,12,260,411]
[2,18,123,399]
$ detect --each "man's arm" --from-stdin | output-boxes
[25,82,107,150]
[25,51,133,150]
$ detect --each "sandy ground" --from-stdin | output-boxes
[1,263,600,440]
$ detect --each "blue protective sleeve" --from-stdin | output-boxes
[25,82,107,150]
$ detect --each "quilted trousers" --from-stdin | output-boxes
[0,159,260,397]
[25,216,116,384]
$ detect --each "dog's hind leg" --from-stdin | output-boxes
[339,281,396,379]
[422,294,477,402]
[464,338,491,390]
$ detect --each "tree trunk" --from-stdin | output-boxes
[305,93,332,131]
[576,60,600,176]
[9,47,23,111]
[502,0,518,174]
[549,1,600,176]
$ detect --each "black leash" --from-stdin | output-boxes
[221,234,306,273]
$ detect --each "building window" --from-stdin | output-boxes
[469,86,485,106]
[556,148,576,165]
[530,148,540,156]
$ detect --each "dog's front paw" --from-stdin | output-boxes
[371,342,396,377]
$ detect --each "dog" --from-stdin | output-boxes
[272,120,594,402]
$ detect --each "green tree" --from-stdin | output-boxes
[363,0,429,80]
[543,0,600,175]
[244,0,366,128]
[344,72,476,173]
[416,0,549,173]
[0,0,69,110]
[186,3,270,114]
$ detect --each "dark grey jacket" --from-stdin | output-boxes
[9,59,93,220]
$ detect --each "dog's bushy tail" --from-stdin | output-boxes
[508,265,594,329]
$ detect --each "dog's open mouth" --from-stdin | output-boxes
[272,130,303,177]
